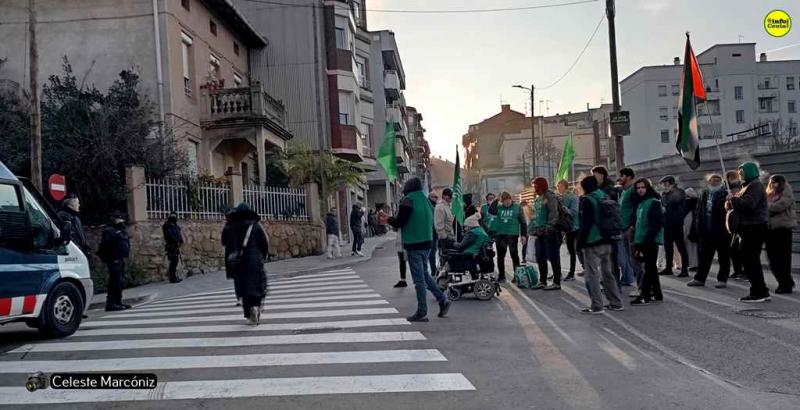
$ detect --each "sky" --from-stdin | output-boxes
[367,0,800,162]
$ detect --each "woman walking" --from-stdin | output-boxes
[766,175,796,294]
[222,203,269,325]
[631,178,665,306]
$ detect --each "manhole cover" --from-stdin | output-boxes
[734,309,800,319]
[293,327,343,334]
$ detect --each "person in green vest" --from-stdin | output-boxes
[489,191,527,282]
[453,207,492,255]
[389,177,451,322]
[529,177,562,290]
[480,193,497,236]
[630,178,665,306]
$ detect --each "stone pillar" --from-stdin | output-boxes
[225,167,244,209]
[304,182,322,224]
[125,165,147,222]
[256,129,267,187]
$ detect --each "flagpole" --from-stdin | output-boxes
[695,100,729,189]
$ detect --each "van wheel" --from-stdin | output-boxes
[39,282,84,338]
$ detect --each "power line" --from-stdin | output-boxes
[243,0,598,14]
[538,13,605,90]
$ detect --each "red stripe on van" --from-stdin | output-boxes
[22,295,37,314]
[0,298,11,316]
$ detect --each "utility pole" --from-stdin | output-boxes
[606,0,624,172]
[529,85,536,177]
[29,0,42,192]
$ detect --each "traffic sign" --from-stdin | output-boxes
[609,111,630,136]
[48,174,67,201]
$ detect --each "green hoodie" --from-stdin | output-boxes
[740,162,760,184]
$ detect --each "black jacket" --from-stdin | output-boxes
[162,220,184,251]
[731,179,768,226]
[576,194,610,249]
[98,225,130,263]
[350,207,364,231]
[57,208,89,254]
[694,188,729,238]
[222,208,269,298]
[600,180,619,202]
[661,186,687,227]
[325,213,339,235]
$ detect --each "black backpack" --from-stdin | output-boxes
[597,197,623,239]
[554,196,574,232]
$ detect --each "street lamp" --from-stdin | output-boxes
[512,84,536,177]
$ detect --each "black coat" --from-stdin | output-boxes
[694,188,729,239]
[325,213,339,235]
[57,208,89,254]
[98,225,130,263]
[162,221,184,251]
[350,207,364,231]
[222,209,268,298]
[661,186,687,227]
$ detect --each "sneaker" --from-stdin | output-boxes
[393,280,408,288]
[686,279,705,287]
[438,300,451,318]
[775,287,793,295]
[543,284,561,291]
[406,313,429,322]
[356,251,365,257]
[563,275,575,282]
[740,294,771,303]
[605,304,625,311]
[714,282,727,289]
[580,307,604,314]
[249,307,260,326]
[628,289,640,298]
[630,298,651,306]
[531,283,546,290]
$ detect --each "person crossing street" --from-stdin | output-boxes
[162,212,184,283]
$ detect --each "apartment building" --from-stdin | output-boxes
[621,43,800,165]
[0,0,293,183]
[406,106,431,190]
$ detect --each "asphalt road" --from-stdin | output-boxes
[2,245,800,409]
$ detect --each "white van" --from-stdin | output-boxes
[0,160,93,337]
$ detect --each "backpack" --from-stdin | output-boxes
[514,265,539,289]
[554,196,574,232]
[597,197,623,239]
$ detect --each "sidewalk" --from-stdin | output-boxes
[88,234,395,310]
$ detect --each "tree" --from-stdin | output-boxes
[0,59,31,174]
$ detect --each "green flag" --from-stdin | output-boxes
[377,121,398,181]
[556,133,576,182]
[451,147,465,225]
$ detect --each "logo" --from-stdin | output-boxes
[764,10,791,37]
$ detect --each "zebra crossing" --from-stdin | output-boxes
[0,267,475,405]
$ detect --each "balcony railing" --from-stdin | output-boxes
[757,82,777,90]
[204,83,286,127]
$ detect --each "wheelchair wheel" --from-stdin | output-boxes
[446,287,462,301]
[474,279,494,301]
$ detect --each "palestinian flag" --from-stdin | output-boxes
[676,33,706,170]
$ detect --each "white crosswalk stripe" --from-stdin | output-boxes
[0,269,475,405]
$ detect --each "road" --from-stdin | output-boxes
[1,244,800,409]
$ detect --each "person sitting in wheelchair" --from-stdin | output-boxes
[446,209,492,276]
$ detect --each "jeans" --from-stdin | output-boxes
[640,243,663,300]
[166,249,180,282]
[495,235,520,280]
[739,224,768,297]
[694,234,731,283]
[582,244,622,309]
[614,237,634,285]
[766,227,795,290]
[664,225,689,273]
[627,232,644,286]
[407,248,446,316]
[326,234,342,258]
[535,232,562,285]
[105,260,125,308]
[351,228,364,253]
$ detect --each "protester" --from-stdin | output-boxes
[428,192,440,275]
[393,227,408,288]
[726,170,746,281]
[557,180,580,281]
[350,203,365,256]
[57,194,90,256]
[682,188,700,273]
[575,176,623,312]
[481,193,498,236]
[631,178,665,306]
[687,174,731,288]
[618,168,643,297]
[222,210,242,306]
[529,178,561,290]
[659,176,689,277]
[727,162,770,303]
[592,165,619,201]
[489,191,527,283]
[367,209,378,237]
[325,208,342,259]
[98,212,130,312]
[162,211,184,283]
[452,207,492,255]
[766,174,796,294]
[434,188,456,250]
[389,177,451,322]
[222,203,269,325]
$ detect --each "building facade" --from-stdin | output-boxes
[621,43,800,165]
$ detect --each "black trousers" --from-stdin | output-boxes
[730,235,744,276]
[536,232,562,285]
[495,235,520,280]
[565,230,578,275]
[352,229,364,253]
[766,227,796,290]
[105,260,125,308]
[242,296,262,318]
[694,234,731,283]
[640,243,662,300]
[167,249,180,282]
[398,252,407,280]
[664,225,689,273]
[739,224,769,297]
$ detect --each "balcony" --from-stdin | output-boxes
[757,82,777,90]
[331,124,364,162]
[396,140,410,174]
[384,69,400,99]
[333,49,354,72]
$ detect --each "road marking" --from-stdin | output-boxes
[270,275,360,285]
[0,349,446,373]
[82,308,400,327]
[268,284,369,295]
[601,327,665,369]
[10,332,427,353]
[269,279,365,289]
[146,289,376,306]
[113,300,391,318]
[505,285,577,346]
[75,318,412,337]
[274,270,357,281]
[597,333,638,371]
[661,288,737,308]
[127,294,384,312]
[0,373,475,404]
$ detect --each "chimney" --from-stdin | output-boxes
[760,52,767,62]
[501,104,511,112]
[674,57,680,65]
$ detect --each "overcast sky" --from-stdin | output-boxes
[367,0,800,162]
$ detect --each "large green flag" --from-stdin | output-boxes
[451,147,465,225]
[676,33,706,170]
[556,133,576,182]
[377,121,398,181]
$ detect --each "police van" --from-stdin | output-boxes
[0,160,92,337]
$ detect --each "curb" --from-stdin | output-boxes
[88,294,155,312]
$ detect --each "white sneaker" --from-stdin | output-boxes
[249,306,260,326]
[356,251,365,257]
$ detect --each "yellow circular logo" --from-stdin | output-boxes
[765,10,791,37]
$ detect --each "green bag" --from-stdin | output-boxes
[514,265,539,289]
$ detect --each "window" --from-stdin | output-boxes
[790,100,797,114]
[355,60,367,87]
[658,85,667,96]
[659,107,668,121]
[734,86,743,100]
[209,53,221,81]
[671,85,680,96]
[353,0,362,23]
[181,32,193,96]
[335,27,346,49]
[233,42,240,56]
[788,77,795,90]
[736,110,744,123]
[0,184,21,211]
[339,113,349,125]
[22,187,54,250]
[181,0,190,11]
[760,99,768,111]
[660,129,670,143]
[209,20,217,36]
[233,73,243,87]
[715,79,719,89]
[764,77,771,89]
[187,141,199,175]
[672,106,678,119]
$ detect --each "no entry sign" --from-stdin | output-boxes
[48,174,67,201]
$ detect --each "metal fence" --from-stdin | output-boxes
[146,177,229,220]
[243,185,308,221]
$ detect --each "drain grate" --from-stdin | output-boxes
[293,327,343,334]
[734,308,800,320]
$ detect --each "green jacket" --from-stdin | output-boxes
[581,190,606,246]
[401,190,434,245]
[493,202,525,236]
[634,197,665,245]
[620,186,635,230]
[462,226,492,255]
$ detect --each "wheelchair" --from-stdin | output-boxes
[435,242,500,301]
